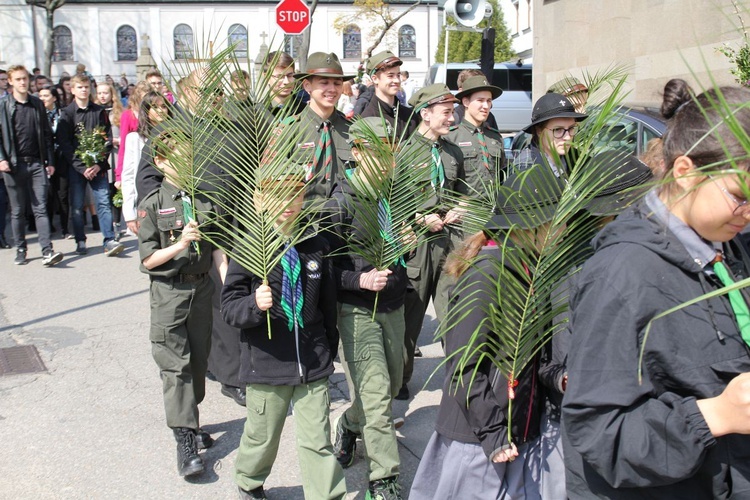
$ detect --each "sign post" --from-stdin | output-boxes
[276,0,311,35]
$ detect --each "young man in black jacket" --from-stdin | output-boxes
[57,74,124,257]
[0,65,62,266]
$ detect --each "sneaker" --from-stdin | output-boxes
[237,486,267,499]
[42,248,63,267]
[366,476,402,500]
[65,233,74,240]
[75,241,87,255]
[104,240,124,257]
[172,427,204,477]
[14,248,27,265]
[393,417,405,430]
[333,416,358,469]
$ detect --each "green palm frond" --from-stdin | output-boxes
[443,69,649,443]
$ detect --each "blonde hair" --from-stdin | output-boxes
[97,82,123,125]
[127,81,152,115]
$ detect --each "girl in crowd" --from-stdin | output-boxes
[116,81,151,186]
[410,166,562,500]
[120,91,171,235]
[562,85,750,497]
[38,84,70,239]
[97,82,124,238]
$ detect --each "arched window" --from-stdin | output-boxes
[284,35,302,59]
[343,24,361,60]
[52,26,74,62]
[398,25,416,58]
[173,24,194,59]
[116,25,137,61]
[228,24,248,59]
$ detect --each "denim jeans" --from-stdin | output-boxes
[69,167,114,243]
[2,160,52,251]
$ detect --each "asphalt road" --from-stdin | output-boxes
[0,227,444,499]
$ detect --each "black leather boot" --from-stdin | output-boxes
[173,427,205,477]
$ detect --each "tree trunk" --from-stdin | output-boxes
[297,0,319,71]
[44,8,54,77]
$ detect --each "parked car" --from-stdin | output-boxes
[424,61,532,133]
[508,103,666,161]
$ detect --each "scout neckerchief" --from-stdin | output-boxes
[280,244,304,331]
[712,252,750,346]
[313,120,333,181]
[175,190,200,254]
[377,198,405,267]
[430,142,445,190]
[475,127,491,170]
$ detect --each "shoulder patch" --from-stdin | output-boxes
[448,125,459,131]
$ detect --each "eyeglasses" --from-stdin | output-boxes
[546,125,578,139]
[708,175,750,216]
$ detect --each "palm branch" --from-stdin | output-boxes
[441,70,651,443]
[159,40,324,338]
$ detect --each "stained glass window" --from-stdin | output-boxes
[398,25,416,58]
[52,26,73,62]
[343,25,361,60]
[228,24,248,59]
[116,25,137,61]
[173,24,194,60]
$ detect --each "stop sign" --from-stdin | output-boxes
[276,0,311,35]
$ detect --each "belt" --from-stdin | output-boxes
[18,156,41,164]
[154,273,208,284]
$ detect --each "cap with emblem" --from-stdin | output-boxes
[522,93,588,134]
[348,116,395,145]
[366,51,403,75]
[295,52,356,81]
[484,164,564,231]
[257,162,307,187]
[456,75,503,100]
[408,84,459,112]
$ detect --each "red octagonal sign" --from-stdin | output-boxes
[276,0,311,35]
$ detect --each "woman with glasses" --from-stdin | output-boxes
[512,93,586,178]
[562,85,750,498]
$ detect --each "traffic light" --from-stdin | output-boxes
[444,0,493,28]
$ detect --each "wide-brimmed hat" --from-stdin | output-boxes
[408,84,459,111]
[456,75,503,100]
[584,150,653,216]
[522,93,588,134]
[348,116,395,145]
[295,52,356,81]
[366,51,403,75]
[484,165,563,231]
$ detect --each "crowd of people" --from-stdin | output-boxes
[2,45,750,500]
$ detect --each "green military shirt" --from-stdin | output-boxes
[399,132,465,215]
[137,182,218,278]
[446,119,506,196]
[266,106,354,202]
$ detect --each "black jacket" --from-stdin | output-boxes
[220,233,339,386]
[0,94,55,170]
[562,201,750,499]
[321,175,408,312]
[352,86,375,117]
[57,101,112,175]
[434,244,542,459]
[360,94,417,139]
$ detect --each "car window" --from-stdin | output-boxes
[596,117,638,155]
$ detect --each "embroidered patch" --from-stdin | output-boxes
[306,260,320,272]
[297,142,316,150]
[158,207,177,215]
[458,141,472,147]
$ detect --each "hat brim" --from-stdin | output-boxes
[456,85,503,101]
[294,72,357,81]
[484,204,558,231]
[522,111,588,134]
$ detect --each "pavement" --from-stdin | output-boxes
[0,227,444,499]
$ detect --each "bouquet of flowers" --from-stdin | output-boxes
[74,123,108,168]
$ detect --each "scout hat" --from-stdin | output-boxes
[584,150,653,216]
[547,76,588,97]
[484,165,563,231]
[522,93,588,134]
[295,52,356,81]
[456,75,503,100]
[366,51,403,75]
[408,84,459,112]
[257,161,307,188]
[348,116,395,145]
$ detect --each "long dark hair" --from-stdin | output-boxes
[137,91,172,138]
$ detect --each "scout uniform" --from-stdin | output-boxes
[360,50,418,138]
[322,117,408,496]
[137,181,220,475]
[264,53,355,204]
[401,85,465,394]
